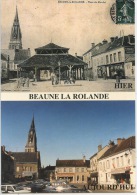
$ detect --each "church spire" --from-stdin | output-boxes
[30,115,35,131]
[9,6,22,50]
[25,116,37,153]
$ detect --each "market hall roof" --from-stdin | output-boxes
[18,54,87,69]
[35,43,69,54]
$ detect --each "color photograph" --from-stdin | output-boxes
[1,101,135,193]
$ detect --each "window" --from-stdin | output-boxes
[118,52,122,61]
[106,55,109,64]
[76,168,79,172]
[112,158,115,168]
[106,160,110,169]
[16,167,19,172]
[103,162,105,171]
[7,186,14,192]
[77,175,80,182]
[117,157,119,167]
[1,186,6,191]
[64,168,66,172]
[120,156,123,166]
[82,175,84,182]
[113,53,117,62]
[110,54,113,63]
[81,168,84,172]
[69,168,72,172]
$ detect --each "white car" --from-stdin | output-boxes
[1,184,31,193]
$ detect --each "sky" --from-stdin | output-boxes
[1,101,135,167]
[1,0,135,56]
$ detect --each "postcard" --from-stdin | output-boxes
[1,0,136,194]
[1,0,135,93]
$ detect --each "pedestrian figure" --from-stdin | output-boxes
[22,77,26,87]
[16,78,20,89]
[26,77,30,87]
[83,185,87,191]
[51,71,55,85]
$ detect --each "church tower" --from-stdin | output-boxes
[25,116,37,152]
[9,6,22,50]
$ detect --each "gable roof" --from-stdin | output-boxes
[92,42,111,57]
[56,159,90,167]
[83,35,135,57]
[1,49,15,61]
[14,49,31,63]
[1,49,30,63]
[106,35,135,52]
[99,136,135,160]
[12,152,39,163]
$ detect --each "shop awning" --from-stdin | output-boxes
[111,168,130,174]
[90,172,98,177]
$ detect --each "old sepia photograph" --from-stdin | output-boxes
[1,101,135,193]
[1,0,135,92]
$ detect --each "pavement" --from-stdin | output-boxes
[1,78,135,92]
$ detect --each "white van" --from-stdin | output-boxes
[1,184,31,193]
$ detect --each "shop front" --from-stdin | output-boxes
[111,168,130,184]
[90,172,98,184]
[97,62,125,79]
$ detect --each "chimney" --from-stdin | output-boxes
[75,53,77,57]
[102,39,108,44]
[109,140,115,148]
[91,43,95,48]
[83,155,86,163]
[110,37,115,42]
[117,138,125,146]
[98,144,102,152]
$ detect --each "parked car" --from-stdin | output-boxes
[31,183,45,193]
[1,184,31,193]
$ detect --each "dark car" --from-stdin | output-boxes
[31,183,45,193]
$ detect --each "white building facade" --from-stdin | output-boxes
[98,137,135,185]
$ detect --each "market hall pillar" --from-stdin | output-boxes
[34,67,40,81]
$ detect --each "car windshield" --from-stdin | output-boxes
[13,185,24,191]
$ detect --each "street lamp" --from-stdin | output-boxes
[58,61,61,84]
